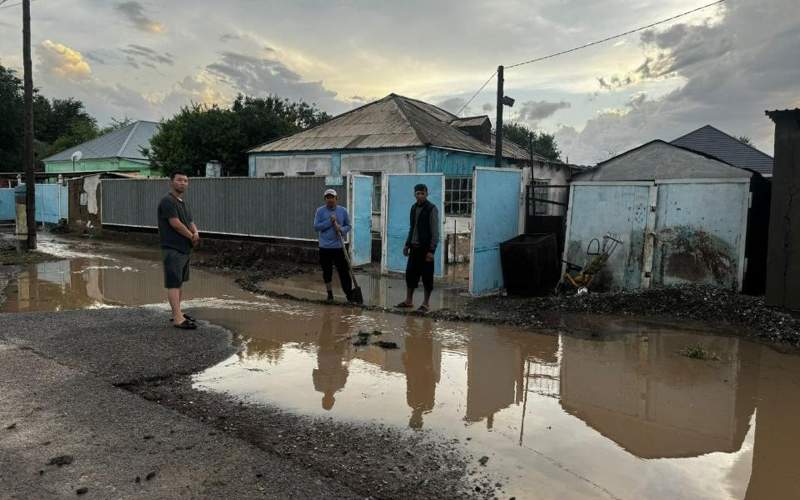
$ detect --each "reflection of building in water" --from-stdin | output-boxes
[744,347,800,499]
[465,335,524,429]
[313,309,351,410]
[402,317,441,429]
[559,331,758,458]
[465,330,560,429]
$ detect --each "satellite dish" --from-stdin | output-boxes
[71,151,83,162]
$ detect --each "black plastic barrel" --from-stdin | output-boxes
[500,233,560,296]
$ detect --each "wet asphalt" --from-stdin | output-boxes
[0,303,362,499]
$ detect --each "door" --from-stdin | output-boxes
[382,173,445,277]
[469,167,523,295]
[651,181,749,290]
[348,174,373,266]
[563,182,652,290]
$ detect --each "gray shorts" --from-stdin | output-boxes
[162,248,191,289]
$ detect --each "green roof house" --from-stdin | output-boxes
[42,120,162,177]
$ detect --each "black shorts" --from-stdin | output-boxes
[162,248,191,289]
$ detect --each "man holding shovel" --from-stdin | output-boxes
[313,188,356,303]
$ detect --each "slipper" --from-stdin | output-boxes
[395,302,414,308]
[173,320,197,330]
[417,305,430,313]
[170,314,196,323]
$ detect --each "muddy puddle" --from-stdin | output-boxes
[2,237,800,499]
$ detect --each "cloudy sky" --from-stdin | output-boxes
[0,0,798,164]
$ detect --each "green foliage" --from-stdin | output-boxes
[147,94,331,176]
[0,65,25,170]
[502,122,562,162]
[0,64,100,169]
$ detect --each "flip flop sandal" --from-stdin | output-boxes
[173,320,197,330]
[395,302,414,308]
[170,314,196,323]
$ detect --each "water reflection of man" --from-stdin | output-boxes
[403,316,440,429]
[312,307,350,410]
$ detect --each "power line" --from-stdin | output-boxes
[0,0,38,10]
[452,0,725,117]
[455,70,497,116]
[506,0,725,69]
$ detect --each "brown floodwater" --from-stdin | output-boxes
[2,237,800,500]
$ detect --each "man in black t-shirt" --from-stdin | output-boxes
[157,171,200,329]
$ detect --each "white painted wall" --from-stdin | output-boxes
[340,151,416,175]
[253,155,332,177]
[526,163,571,217]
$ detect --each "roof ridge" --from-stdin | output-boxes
[391,95,430,145]
[116,121,141,157]
[247,95,397,152]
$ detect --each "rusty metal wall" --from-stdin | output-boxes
[101,177,348,241]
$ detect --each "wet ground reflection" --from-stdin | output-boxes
[2,238,799,499]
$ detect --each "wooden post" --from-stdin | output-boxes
[495,65,504,169]
[22,0,36,250]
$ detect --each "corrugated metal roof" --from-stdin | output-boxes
[43,121,159,162]
[249,94,531,161]
[451,116,490,128]
[574,140,752,181]
[671,125,773,176]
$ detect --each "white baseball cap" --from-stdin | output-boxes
[323,188,338,197]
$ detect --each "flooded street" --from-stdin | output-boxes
[2,237,800,499]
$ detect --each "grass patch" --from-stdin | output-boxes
[680,344,720,361]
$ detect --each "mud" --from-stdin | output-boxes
[126,377,497,500]
[467,285,800,347]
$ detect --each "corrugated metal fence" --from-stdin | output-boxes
[101,176,348,241]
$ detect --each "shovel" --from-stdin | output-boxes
[337,229,364,304]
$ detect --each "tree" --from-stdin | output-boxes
[100,117,134,135]
[147,95,331,176]
[502,122,562,162]
[0,64,100,170]
[738,135,752,146]
[0,65,25,170]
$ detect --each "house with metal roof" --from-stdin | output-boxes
[247,94,569,220]
[671,125,774,178]
[42,120,162,177]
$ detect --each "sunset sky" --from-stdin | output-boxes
[1,0,798,163]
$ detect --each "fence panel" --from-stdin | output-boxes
[101,177,347,241]
[0,189,13,220]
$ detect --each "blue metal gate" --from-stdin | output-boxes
[469,168,522,295]
[382,173,445,277]
[349,174,373,266]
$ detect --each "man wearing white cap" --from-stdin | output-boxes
[313,188,353,302]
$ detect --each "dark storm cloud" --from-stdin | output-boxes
[114,1,165,33]
[517,100,571,122]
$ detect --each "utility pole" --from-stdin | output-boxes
[22,0,36,250]
[495,65,504,168]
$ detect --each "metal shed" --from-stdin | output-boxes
[564,140,753,291]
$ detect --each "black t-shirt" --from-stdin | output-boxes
[158,194,193,254]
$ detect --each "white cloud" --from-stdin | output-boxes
[556,0,800,164]
[38,40,92,81]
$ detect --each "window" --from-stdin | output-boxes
[266,172,285,177]
[445,177,473,216]
[533,178,550,216]
[297,171,316,176]
[360,172,382,213]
